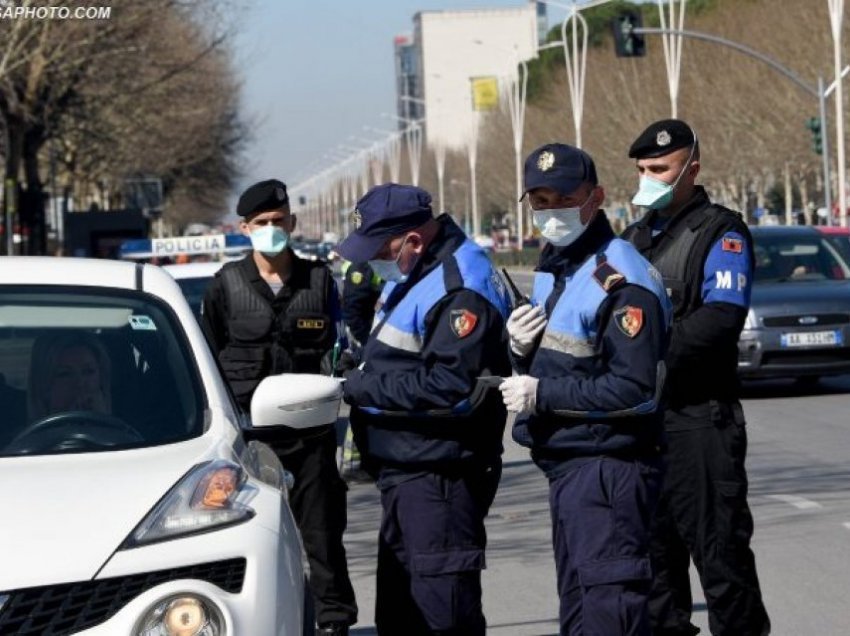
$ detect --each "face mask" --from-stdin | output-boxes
[369,237,411,283]
[632,142,696,210]
[250,225,289,255]
[531,194,593,247]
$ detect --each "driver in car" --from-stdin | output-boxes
[27,332,112,420]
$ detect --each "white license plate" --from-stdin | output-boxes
[780,330,842,347]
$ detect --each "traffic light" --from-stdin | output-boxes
[612,11,646,58]
[806,116,823,155]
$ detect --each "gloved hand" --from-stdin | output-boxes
[506,303,547,357]
[334,349,360,376]
[500,375,539,413]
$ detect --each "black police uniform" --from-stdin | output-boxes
[341,261,382,346]
[622,120,770,636]
[202,180,357,633]
[340,195,511,635]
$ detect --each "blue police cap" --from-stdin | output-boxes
[522,143,598,199]
[335,183,433,262]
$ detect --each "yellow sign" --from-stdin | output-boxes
[470,76,499,111]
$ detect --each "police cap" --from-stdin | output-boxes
[628,119,696,159]
[522,143,597,199]
[335,183,433,262]
[237,179,289,217]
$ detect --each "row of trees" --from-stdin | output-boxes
[404,0,844,233]
[0,0,247,254]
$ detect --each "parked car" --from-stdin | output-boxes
[738,226,850,381]
[164,260,226,318]
[0,256,343,635]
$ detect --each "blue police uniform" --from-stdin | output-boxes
[341,203,511,634]
[513,213,672,636]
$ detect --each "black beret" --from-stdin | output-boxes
[237,179,289,217]
[628,119,697,159]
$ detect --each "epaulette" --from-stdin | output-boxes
[593,255,627,293]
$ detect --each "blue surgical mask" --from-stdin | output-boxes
[250,225,290,255]
[632,142,696,210]
[531,194,593,247]
[369,237,411,283]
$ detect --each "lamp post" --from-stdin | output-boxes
[383,112,425,186]
[474,39,529,250]
[451,178,471,235]
[828,0,846,227]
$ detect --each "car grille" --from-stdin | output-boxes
[761,349,850,366]
[762,313,850,328]
[0,558,246,636]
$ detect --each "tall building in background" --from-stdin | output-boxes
[394,1,542,150]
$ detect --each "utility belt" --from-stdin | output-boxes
[664,399,746,432]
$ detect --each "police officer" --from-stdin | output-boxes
[201,179,357,636]
[621,119,770,636]
[500,143,672,636]
[341,260,382,346]
[337,183,511,635]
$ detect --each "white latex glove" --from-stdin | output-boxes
[500,375,539,413]
[506,303,547,357]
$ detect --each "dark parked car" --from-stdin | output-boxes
[738,226,850,381]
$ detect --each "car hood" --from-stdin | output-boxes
[0,435,223,591]
[751,280,850,314]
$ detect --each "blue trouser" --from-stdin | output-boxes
[550,456,662,636]
[375,464,500,635]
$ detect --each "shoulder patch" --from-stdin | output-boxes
[614,305,644,338]
[350,271,364,285]
[593,261,627,293]
[449,309,478,338]
[721,236,743,253]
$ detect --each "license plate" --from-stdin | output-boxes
[780,330,842,347]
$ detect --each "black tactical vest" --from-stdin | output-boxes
[217,261,335,407]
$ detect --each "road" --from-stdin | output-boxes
[342,269,850,635]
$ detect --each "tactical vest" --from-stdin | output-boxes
[513,238,671,465]
[622,204,748,319]
[217,261,335,407]
[352,238,511,467]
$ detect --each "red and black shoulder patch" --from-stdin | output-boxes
[593,261,627,293]
[721,236,743,253]
[613,305,644,338]
[449,309,478,338]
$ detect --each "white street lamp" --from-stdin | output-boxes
[828,0,847,227]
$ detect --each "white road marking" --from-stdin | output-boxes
[767,494,822,510]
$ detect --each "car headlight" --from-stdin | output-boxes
[122,460,257,549]
[743,309,758,330]
[135,594,224,636]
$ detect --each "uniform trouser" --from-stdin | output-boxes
[375,464,501,635]
[275,427,358,627]
[648,401,770,636]
[550,456,663,636]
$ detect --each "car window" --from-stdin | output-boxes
[753,234,850,282]
[0,286,205,457]
[175,276,214,318]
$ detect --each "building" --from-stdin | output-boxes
[395,2,544,150]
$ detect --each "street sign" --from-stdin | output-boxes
[471,76,499,111]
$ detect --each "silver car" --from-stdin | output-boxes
[738,226,850,382]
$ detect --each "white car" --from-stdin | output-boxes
[0,257,343,635]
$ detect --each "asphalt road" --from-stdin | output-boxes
[341,269,850,635]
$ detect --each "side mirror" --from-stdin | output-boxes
[250,373,342,430]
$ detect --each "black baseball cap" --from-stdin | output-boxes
[522,143,598,199]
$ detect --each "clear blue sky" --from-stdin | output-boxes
[232,0,574,202]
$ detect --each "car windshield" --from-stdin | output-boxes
[0,286,205,457]
[753,234,850,283]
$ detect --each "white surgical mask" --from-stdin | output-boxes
[532,194,593,247]
[250,225,290,255]
[369,237,411,283]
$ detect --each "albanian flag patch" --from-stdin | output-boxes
[614,305,644,338]
[450,309,478,338]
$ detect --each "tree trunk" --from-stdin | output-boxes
[23,126,46,255]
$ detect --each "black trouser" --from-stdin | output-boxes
[648,401,770,636]
[273,426,358,628]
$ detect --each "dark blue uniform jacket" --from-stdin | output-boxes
[344,215,512,478]
[512,214,672,478]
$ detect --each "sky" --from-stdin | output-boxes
[231,0,575,204]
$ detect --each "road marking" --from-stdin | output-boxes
[767,494,822,510]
